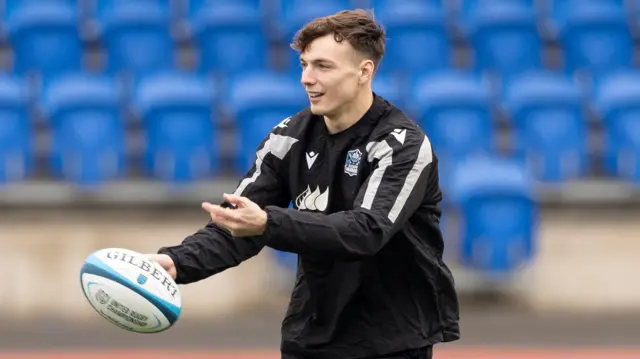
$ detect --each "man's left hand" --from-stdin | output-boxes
[202,193,268,237]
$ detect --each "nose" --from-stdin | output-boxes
[301,67,316,87]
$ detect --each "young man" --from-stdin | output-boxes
[149,9,460,359]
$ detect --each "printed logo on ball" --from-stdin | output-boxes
[105,250,178,299]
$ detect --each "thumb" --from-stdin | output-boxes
[146,254,174,270]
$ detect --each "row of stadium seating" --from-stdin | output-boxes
[0,0,638,79]
[272,154,538,275]
[1,67,640,186]
[3,0,638,32]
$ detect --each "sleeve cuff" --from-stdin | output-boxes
[261,206,282,243]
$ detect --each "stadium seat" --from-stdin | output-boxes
[191,2,268,75]
[372,73,405,109]
[135,71,218,183]
[96,0,170,14]
[280,1,350,70]
[273,249,298,271]
[6,2,82,77]
[0,74,31,183]
[410,71,495,193]
[456,0,536,33]
[503,71,588,182]
[99,1,173,77]
[594,70,640,182]
[374,1,450,76]
[469,1,542,77]
[225,70,307,171]
[559,1,633,76]
[411,70,494,162]
[550,0,625,28]
[188,0,263,15]
[450,155,537,275]
[4,0,79,15]
[43,73,125,187]
[280,0,350,37]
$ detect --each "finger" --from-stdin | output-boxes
[222,193,249,207]
[202,202,217,213]
[206,204,241,224]
[203,202,237,218]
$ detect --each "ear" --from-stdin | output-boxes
[359,59,375,84]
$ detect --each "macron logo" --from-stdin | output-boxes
[295,186,329,212]
[391,128,406,145]
[306,151,318,169]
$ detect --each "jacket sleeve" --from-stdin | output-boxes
[157,131,297,284]
[263,130,440,260]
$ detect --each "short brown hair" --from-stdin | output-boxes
[290,9,386,71]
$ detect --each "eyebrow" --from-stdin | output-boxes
[300,58,337,65]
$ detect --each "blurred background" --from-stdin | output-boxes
[0,0,640,358]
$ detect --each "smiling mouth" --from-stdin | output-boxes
[308,92,324,99]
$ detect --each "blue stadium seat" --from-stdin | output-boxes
[503,71,588,182]
[99,1,173,77]
[469,2,541,77]
[594,70,640,182]
[280,0,349,37]
[372,73,405,109]
[0,74,31,183]
[410,71,494,192]
[551,0,624,28]
[225,70,307,171]
[374,1,449,75]
[6,2,82,77]
[279,0,351,14]
[135,71,217,183]
[4,0,78,16]
[188,0,263,16]
[96,0,170,14]
[559,1,633,76]
[460,0,535,15]
[280,1,350,69]
[191,2,268,75]
[273,249,298,272]
[457,0,536,33]
[43,73,125,187]
[411,70,494,162]
[450,155,537,274]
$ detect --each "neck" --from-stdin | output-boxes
[324,90,374,134]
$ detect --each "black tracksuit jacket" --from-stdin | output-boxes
[158,94,461,359]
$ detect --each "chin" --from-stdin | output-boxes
[309,104,326,115]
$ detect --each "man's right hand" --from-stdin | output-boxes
[147,254,177,280]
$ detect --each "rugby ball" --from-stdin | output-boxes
[80,247,182,333]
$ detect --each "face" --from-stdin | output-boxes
[300,34,374,117]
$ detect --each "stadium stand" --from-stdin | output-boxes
[1,0,640,276]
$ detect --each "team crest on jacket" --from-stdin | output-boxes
[344,149,362,177]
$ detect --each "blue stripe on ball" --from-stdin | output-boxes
[81,256,181,324]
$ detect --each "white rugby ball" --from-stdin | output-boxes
[80,247,182,333]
